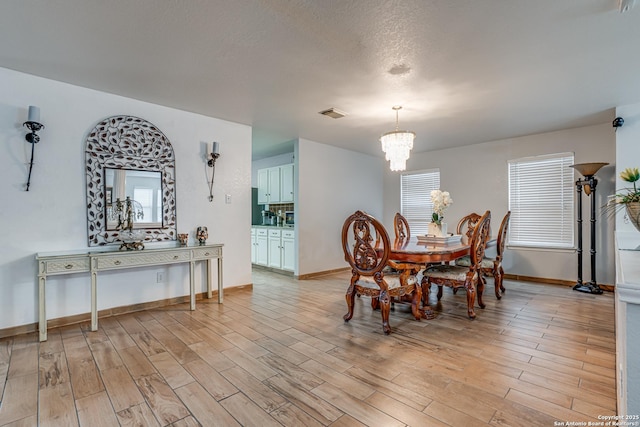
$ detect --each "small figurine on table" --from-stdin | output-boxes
[196,226,208,245]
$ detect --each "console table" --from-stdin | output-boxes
[36,243,223,342]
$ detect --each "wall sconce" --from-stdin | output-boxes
[206,141,220,202]
[23,106,45,191]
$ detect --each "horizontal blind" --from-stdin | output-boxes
[508,153,574,248]
[401,169,440,236]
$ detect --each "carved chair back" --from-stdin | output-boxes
[393,212,410,241]
[456,212,483,242]
[470,211,492,272]
[495,211,511,260]
[342,211,390,279]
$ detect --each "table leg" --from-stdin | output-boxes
[39,276,47,342]
[189,261,196,310]
[91,271,98,331]
[420,275,436,320]
[206,258,212,299]
[217,257,223,304]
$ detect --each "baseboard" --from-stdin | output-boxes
[0,284,253,340]
[297,267,351,280]
[503,273,614,292]
[251,264,294,276]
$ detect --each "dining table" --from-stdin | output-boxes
[386,235,496,318]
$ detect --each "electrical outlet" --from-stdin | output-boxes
[225,194,232,204]
[156,272,165,283]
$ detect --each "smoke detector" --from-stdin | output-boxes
[618,0,635,12]
[319,108,347,119]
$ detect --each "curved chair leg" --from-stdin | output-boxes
[498,266,506,293]
[477,277,486,309]
[437,285,444,301]
[371,297,380,310]
[343,277,358,322]
[379,290,391,334]
[452,288,458,295]
[464,283,477,319]
[410,286,422,320]
[493,268,502,299]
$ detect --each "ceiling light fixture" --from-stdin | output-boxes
[380,106,415,171]
[618,0,635,12]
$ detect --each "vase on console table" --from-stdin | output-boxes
[196,226,208,245]
[428,222,447,237]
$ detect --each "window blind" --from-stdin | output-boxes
[400,169,440,236]
[508,153,575,248]
[133,188,154,222]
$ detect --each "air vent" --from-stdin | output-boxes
[319,108,347,119]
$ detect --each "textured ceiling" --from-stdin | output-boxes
[1,1,639,160]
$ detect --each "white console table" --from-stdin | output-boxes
[36,243,223,342]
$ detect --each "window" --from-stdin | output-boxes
[508,153,575,248]
[133,188,161,223]
[401,169,440,236]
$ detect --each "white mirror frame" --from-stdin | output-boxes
[85,115,177,246]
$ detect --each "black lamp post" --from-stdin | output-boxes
[570,162,608,294]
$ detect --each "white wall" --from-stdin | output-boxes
[383,123,616,284]
[0,67,252,331]
[296,138,384,276]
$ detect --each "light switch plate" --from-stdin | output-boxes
[225,194,232,204]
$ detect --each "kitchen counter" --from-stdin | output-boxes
[251,224,294,229]
[615,231,640,415]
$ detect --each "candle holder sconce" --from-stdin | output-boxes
[23,106,45,191]
[206,141,220,202]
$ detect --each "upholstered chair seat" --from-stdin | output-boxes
[357,272,418,290]
[455,255,494,270]
[423,264,474,282]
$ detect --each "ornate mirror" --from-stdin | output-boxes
[86,115,176,246]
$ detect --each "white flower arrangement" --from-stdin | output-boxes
[430,189,453,225]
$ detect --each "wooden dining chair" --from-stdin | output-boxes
[393,212,410,241]
[456,212,483,242]
[422,210,491,319]
[455,211,511,299]
[342,210,423,334]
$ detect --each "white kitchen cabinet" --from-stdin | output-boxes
[251,228,256,263]
[281,229,295,271]
[253,227,295,271]
[257,163,294,204]
[253,228,268,266]
[257,168,269,204]
[268,229,282,268]
[258,167,281,204]
[280,163,294,203]
[267,167,281,203]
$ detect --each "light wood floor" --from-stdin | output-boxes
[0,269,616,426]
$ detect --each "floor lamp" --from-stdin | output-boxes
[570,162,608,294]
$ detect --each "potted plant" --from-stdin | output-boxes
[608,167,640,231]
[429,189,453,236]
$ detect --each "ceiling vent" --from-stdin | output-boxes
[319,108,347,119]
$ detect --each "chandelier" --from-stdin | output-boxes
[380,106,415,171]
